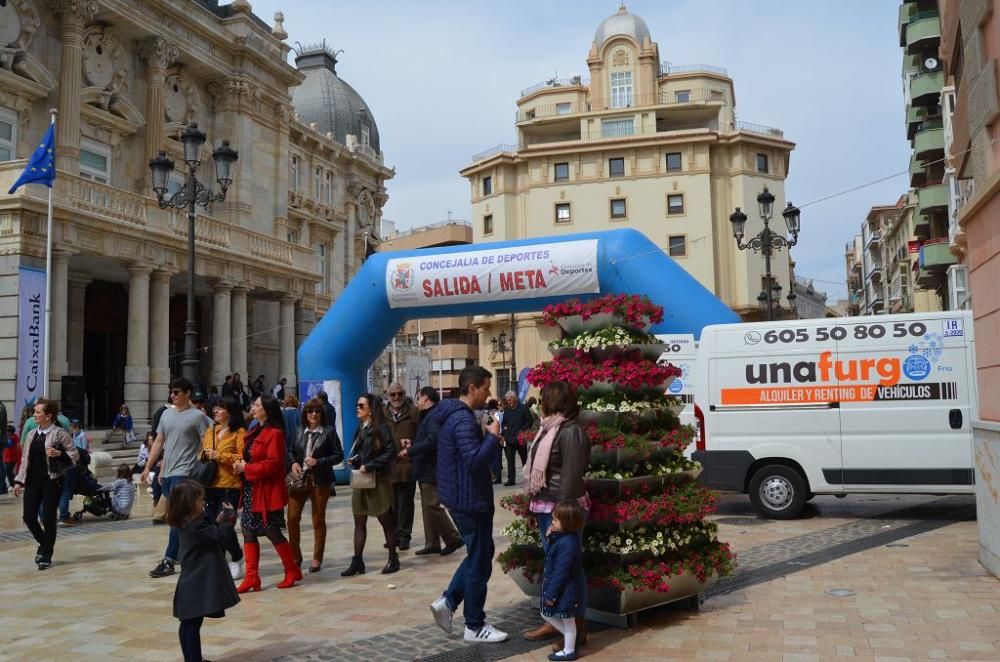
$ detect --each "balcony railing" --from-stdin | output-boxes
[471,143,518,162]
[520,76,589,98]
[731,121,784,137]
[516,87,726,122]
[659,62,728,77]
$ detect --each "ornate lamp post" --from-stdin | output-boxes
[491,331,509,394]
[729,186,801,321]
[149,123,238,382]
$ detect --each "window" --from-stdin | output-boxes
[674,90,691,103]
[554,162,569,182]
[610,71,633,108]
[0,108,15,161]
[610,198,627,219]
[361,125,370,147]
[555,202,571,223]
[609,157,625,177]
[483,214,493,235]
[289,155,300,192]
[314,243,330,294]
[601,118,634,138]
[166,174,184,197]
[949,264,970,309]
[667,193,684,215]
[665,152,682,172]
[79,139,110,184]
[314,167,322,199]
[323,171,333,204]
[756,153,769,173]
[556,102,572,115]
[482,175,492,196]
[287,230,300,244]
[668,235,686,257]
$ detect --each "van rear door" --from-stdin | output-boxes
[837,313,974,490]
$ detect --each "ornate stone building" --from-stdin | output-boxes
[0,0,391,425]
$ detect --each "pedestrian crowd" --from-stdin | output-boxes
[1,367,592,661]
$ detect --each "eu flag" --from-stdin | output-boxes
[8,123,56,194]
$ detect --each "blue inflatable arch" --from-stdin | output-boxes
[297,228,738,466]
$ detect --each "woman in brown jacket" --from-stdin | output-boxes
[13,398,79,569]
[202,396,246,580]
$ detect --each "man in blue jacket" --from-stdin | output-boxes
[429,366,508,644]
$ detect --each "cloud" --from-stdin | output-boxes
[253,0,910,302]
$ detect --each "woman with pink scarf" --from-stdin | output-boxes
[520,381,591,651]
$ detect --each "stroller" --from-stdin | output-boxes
[71,452,118,521]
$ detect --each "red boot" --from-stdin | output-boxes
[236,543,261,594]
[274,540,303,589]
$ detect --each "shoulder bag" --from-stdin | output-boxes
[350,468,376,490]
[191,426,219,486]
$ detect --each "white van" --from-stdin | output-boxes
[692,311,977,519]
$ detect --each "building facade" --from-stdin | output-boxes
[937,0,1000,574]
[790,277,830,319]
[0,0,391,425]
[460,5,796,377]
[378,220,479,398]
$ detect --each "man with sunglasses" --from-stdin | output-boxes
[141,377,212,578]
[384,383,420,551]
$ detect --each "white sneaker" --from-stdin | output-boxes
[463,623,508,643]
[229,559,245,580]
[430,596,454,634]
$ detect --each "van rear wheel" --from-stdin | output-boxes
[748,465,807,519]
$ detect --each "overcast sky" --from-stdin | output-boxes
[252,0,910,302]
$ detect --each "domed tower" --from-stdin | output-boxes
[587,4,660,108]
[291,43,381,155]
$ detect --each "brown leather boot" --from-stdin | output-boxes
[523,621,560,641]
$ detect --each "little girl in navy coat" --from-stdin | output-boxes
[167,480,240,662]
[540,501,586,661]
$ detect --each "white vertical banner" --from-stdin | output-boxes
[16,266,47,412]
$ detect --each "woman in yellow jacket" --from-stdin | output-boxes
[202,396,246,580]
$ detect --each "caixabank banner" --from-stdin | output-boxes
[384,239,599,309]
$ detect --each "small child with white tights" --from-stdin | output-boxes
[540,501,586,662]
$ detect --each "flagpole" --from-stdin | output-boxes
[43,108,56,398]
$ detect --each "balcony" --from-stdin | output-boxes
[515,87,725,123]
[520,76,589,99]
[470,143,518,163]
[913,123,944,160]
[898,3,916,45]
[909,154,927,187]
[906,105,927,139]
[866,230,881,249]
[919,238,958,269]
[917,183,949,216]
[866,261,883,280]
[910,70,944,106]
[906,12,941,53]
[659,62,729,77]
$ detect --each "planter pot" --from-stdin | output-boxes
[628,343,667,360]
[581,381,616,397]
[623,315,654,334]
[589,445,677,471]
[548,345,578,358]
[587,475,668,498]
[578,409,618,426]
[586,569,708,615]
[508,568,541,597]
[557,312,620,335]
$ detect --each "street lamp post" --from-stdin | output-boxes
[149,123,238,383]
[491,331,508,394]
[729,186,801,321]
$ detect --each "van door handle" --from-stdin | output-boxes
[949,409,963,430]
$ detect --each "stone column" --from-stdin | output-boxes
[136,37,179,165]
[211,283,232,387]
[230,287,248,382]
[279,296,297,391]
[48,252,70,399]
[67,275,91,375]
[124,265,152,424]
[148,270,172,419]
[51,0,97,174]
[332,230,346,296]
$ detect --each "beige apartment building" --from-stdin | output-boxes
[460,5,796,376]
[0,0,391,425]
[378,220,479,397]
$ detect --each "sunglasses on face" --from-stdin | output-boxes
[306,410,321,415]
[356,403,368,409]
[389,392,404,397]
[170,390,183,395]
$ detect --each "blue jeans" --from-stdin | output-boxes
[443,509,495,631]
[161,475,187,562]
[536,510,588,618]
[58,468,78,520]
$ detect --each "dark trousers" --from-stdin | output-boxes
[491,446,502,482]
[23,476,62,558]
[58,467,78,520]
[443,509,495,631]
[2,462,13,491]
[392,480,416,545]
[503,442,527,483]
[205,487,242,562]
[178,617,203,662]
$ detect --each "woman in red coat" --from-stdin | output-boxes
[232,394,299,592]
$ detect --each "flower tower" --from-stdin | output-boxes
[498,294,734,623]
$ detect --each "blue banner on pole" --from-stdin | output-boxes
[16,266,46,414]
[517,367,531,402]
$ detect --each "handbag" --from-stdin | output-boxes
[191,426,219,486]
[287,429,318,492]
[350,469,376,490]
[39,431,75,478]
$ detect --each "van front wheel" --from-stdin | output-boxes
[748,465,807,519]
